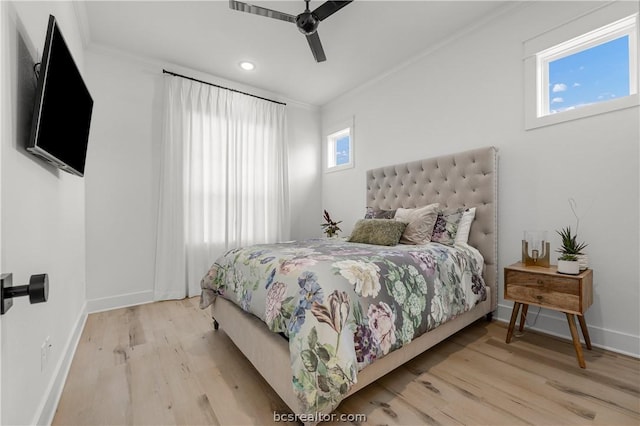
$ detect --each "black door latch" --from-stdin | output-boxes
[1,273,49,315]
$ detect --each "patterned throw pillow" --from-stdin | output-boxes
[431,208,465,245]
[394,203,440,245]
[364,207,397,219]
[454,207,476,244]
[348,219,407,246]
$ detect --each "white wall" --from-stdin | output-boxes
[321,1,639,356]
[1,2,87,424]
[84,47,321,311]
[288,106,323,241]
[83,49,160,310]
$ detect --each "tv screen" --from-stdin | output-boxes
[28,15,93,177]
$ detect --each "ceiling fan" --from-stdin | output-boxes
[229,0,353,63]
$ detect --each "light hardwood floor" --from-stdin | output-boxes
[53,298,639,425]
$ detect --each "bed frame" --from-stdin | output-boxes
[210,146,498,416]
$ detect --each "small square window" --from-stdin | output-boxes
[325,119,354,172]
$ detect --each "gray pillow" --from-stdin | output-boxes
[348,219,407,246]
[394,203,440,245]
[364,207,397,219]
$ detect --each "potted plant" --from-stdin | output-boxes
[556,226,587,274]
[321,210,342,238]
[564,199,589,270]
[557,253,580,275]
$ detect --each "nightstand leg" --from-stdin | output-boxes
[506,302,521,343]
[566,313,586,368]
[577,315,592,350]
[519,304,529,332]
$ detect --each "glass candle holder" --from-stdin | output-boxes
[522,230,550,267]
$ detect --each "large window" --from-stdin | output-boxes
[155,76,289,299]
[524,6,639,129]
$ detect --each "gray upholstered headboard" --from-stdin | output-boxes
[366,146,498,311]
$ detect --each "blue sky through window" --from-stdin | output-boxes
[335,135,350,165]
[548,35,630,113]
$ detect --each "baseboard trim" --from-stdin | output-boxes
[495,303,640,358]
[32,292,155,424]
[34,301,88,426]
[87,290,154,314]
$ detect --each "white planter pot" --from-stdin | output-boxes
[558,259,580,275]
[576,254,589,270]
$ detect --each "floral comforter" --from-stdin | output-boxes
[200,238,486,415]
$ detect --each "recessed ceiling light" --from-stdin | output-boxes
[239,61,255,71]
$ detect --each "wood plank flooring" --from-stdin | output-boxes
[53,298,640,425]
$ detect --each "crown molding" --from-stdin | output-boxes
[322,1,526,110]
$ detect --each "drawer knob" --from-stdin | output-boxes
[536,295,543,300]
[537,279,543,284]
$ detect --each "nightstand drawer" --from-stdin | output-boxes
[505,270,580,312]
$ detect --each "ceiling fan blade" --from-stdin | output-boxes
[312,1,353,21]
[306,31,326,63]
[229,0,296,23]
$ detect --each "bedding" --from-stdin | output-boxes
[200,237,486,415]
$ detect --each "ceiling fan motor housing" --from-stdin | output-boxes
[296,12,319,35]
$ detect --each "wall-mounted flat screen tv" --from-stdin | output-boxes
[27,15,93,177]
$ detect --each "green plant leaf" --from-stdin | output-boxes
[317,375,331,392]
[301,349,318,372]
[316,345,331,363]
[308,327,318,350]
[556,226,588,254]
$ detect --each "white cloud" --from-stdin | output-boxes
[573,82,581,87]
[551,97,564,103]
[552,83,567,93]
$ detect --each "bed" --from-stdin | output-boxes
[200,146,498,420]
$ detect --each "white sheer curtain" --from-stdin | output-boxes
[154,75,289,300]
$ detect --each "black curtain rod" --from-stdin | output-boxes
[162,69,286,106]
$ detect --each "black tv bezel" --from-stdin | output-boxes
[27,15,93,177]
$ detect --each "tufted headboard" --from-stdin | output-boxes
[366,146,498,311]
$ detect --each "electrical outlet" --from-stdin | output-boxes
[46,336,52,360]
[40,340,47,372]
[40,336,52,372]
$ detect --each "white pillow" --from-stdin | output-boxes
[454,207,476,244]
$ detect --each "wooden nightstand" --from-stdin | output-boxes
[504,262,593,368]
